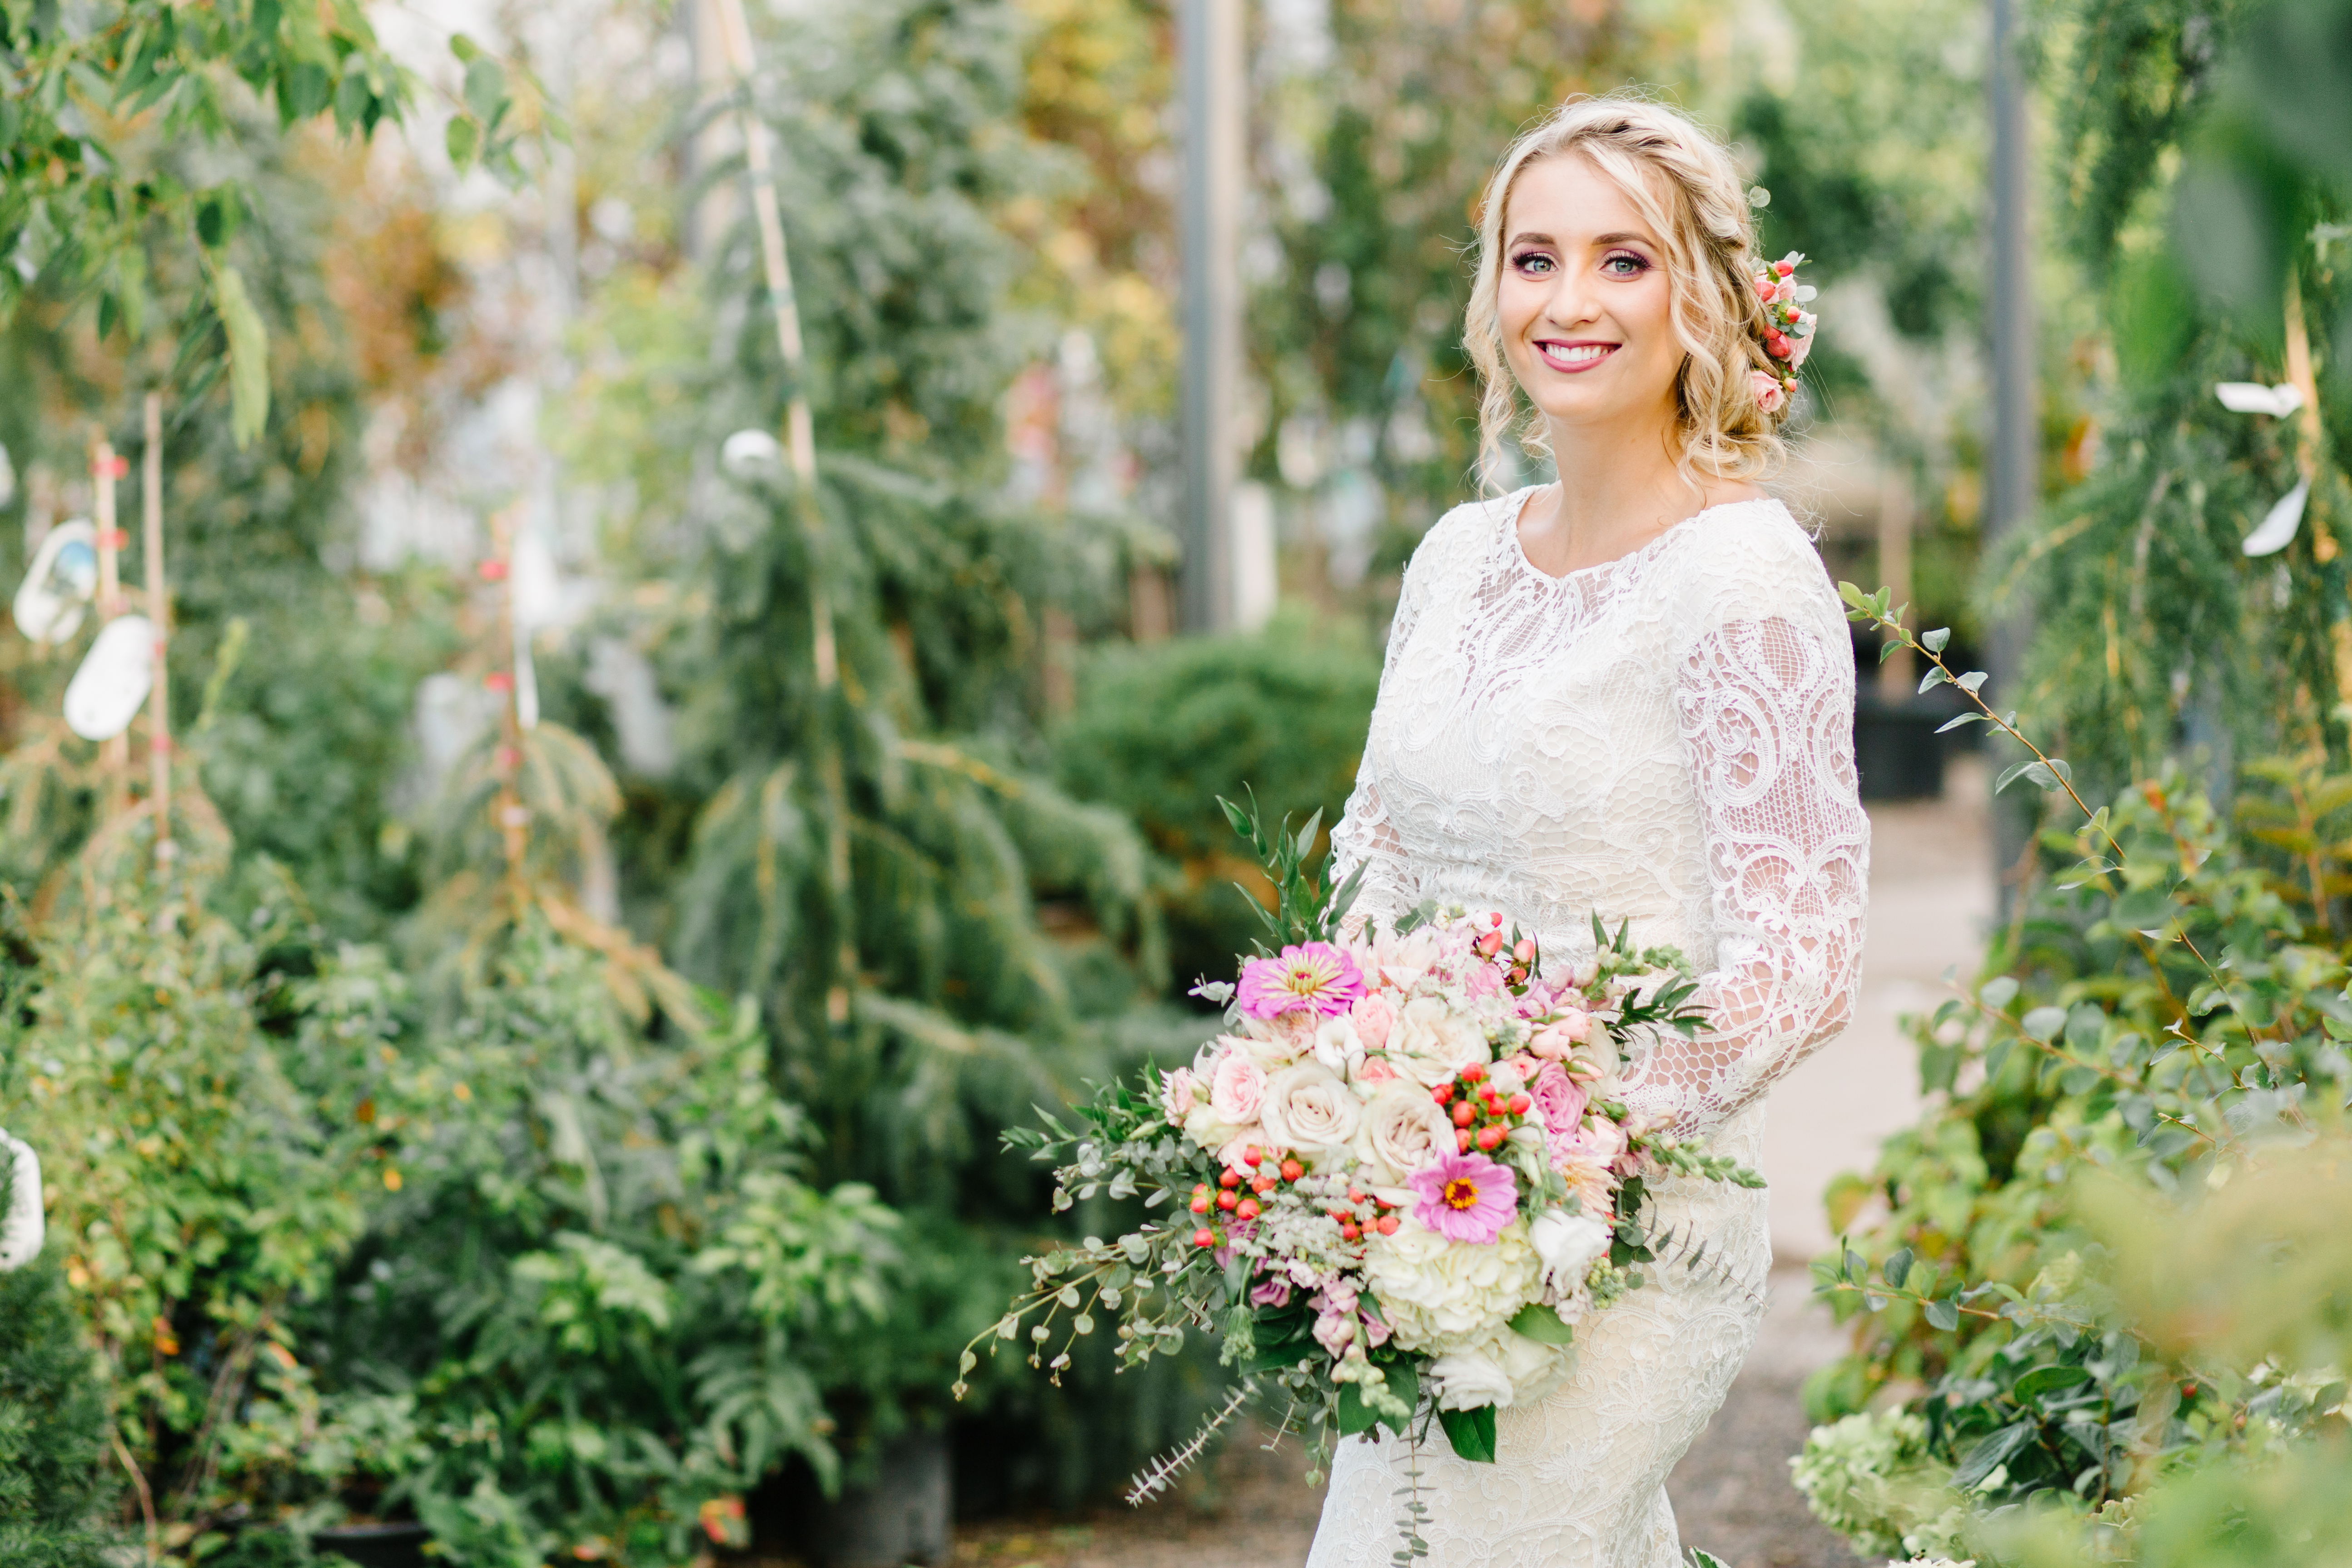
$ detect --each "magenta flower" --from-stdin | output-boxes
[1407,1150,1520,1244]
[1237,942,1366,1020]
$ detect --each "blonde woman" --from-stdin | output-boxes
[1308,95,1870,1566]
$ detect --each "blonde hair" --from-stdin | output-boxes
[1464,93,1791,493]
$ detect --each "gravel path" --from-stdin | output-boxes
[946,1270,1868,1568]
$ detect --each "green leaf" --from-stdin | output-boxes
[1437,1404,1497,1463]
[463,55,508,129]
[446,114,481,170]
[1506,1303,1575,1346]
[1335,1381,1377,1436]
[1953,1421,2035,1489]
[1919,667,1950,692]
[2021,1006,2068,1039]
[1921,627,1952,653]
[1979,976,2020,1010]
[2014,1364,2093,1405]
[1883,1247,1912,1289]
[1937,712,1986,733]
[1691,1552,1733,1568]
[213,266,270,449]
[1995,759,2039,794]
[1924,1296,1960,1331]
[1955,670,1988,693]
[450,31,483,62]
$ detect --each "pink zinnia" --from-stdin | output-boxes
[1237,942,1366,1020]
[1407,1150,1519,1244]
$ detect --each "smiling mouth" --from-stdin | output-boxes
[1535,340,1618,373]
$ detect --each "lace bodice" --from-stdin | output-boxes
[1329,488,1870,1135]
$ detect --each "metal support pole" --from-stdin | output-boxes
[143,394,171,865]
[1987,0,2037,917]
[1179,0,1242,632]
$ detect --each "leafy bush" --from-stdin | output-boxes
[0,1252,117,1567]
[1053,613,1381,991]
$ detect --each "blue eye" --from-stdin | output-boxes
[1602,252,1651,277]
[1513,252,1554,274]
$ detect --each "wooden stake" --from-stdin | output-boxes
[711,0,855,1022]
[91,433,128,822]
[1876,469,1916,700]
[143,394,172,865]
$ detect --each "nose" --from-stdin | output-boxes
[1540,264,1601,330]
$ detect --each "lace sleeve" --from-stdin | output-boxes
[1618,599,1870,1136]
[1329,513,1456,931]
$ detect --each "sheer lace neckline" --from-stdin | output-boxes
[1501,486,1777,584]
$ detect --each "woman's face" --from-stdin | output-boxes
[1496,153,1683,438]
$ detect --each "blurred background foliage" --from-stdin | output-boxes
[15,0,2338,1560]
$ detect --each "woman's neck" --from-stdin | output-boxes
[1513,408,1761,577]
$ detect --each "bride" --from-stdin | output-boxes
[1304,96,1870,1566]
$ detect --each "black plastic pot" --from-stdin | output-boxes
[1853,690,1959,801]
[800,1430,954,1568]
[312,1522,433,1568]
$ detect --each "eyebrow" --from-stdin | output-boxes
[1506,229,1659,250]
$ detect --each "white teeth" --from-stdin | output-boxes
[1546,343,1610,363]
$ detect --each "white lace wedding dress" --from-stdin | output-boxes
[1305,488,1870,1568]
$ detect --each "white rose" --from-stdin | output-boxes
[1426,1343,1513,1410]
[1492,1326,1575,1405]
[1385,995,1491,1087]
[1352,1081,1456,1192]
[1312,1012,1364,1075]
[1231,1021,1308,1068]
[1528,1208,1613,1289]
[1258,1063,1363,1160]
[1362,1215,1541,1353]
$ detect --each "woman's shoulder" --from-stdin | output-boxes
[1657,496,1842,621]
[1405,488,1524,577]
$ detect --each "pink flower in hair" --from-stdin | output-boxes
[1750,370,1787,413]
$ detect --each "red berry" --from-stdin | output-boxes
[1489,913,1504,927]
[1775,259,1795,276]
[1513,938,1536,963]
[1219,1169,1241,1188]
[1475,1124,1506,1151]
[1193,1228,1216,1248]
[1431,1083,1453,1105]
[1235,1198,1261,1221]
[1508,1092,1532,1115]
[1280,1158,1305,1183]
[1455,1128,1473,1152]
[1217,1189,1238,1211]
[1189,1192,1211,1214]
[1452,1101,1476,1128]
[1252,1175,1276,1194]
[1462,1063,1485,1083]
[1347,1187,1366,1204]
[1376,1215,1399,1235]
[1243,1145,1263,1166]
[1338,1222,1361,1241]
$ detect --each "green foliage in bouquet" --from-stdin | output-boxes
[0,1239,118,1567]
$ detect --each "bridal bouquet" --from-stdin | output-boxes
[954,797,1762,1489]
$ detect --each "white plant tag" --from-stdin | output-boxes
[2215,382,2304,418]
[13,519,99,645]
[0,1130,42,1271]
[2242,479,2311,558]
[63,613,155,739]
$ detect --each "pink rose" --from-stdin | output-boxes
[1789,314,1817,368]
[1464,962,1502,999]
[1772,278,1796,304]
[1530,1062,1589,1143]
[1249,1274,1292,1309]
[1528,1009,1591,1059]
[1210,1052,1267,1125]
[1568,1115,1628,1165]
[1750,370,1786,413]
[1350,991,1394,1053]
[1356,1056,1398,1083]
[1161,1066,1199,1122]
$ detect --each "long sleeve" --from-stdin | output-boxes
[1328,515,1451,931]
[1618,596,1870,1136]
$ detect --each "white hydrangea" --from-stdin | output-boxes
[1361,1214,1541,1354]
[1426,1326,1576,1410]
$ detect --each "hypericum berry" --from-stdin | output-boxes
[1338,1221,1361,1241]
[1243,1145,1263,1167]
[1508,1092,1532,1115]
[1455,1128,1473,1153]
[1376,1215,1400,1236]
[1513,938,1537,963]
[1193,1228,1216,1248]
[1489,912,1504,927]
[1347,1187,1366,1204]
[1219,1168,1242,1189]
[1451,1101,1476,1128]
[1461,1063,1485,1084]
[1217,1189,1239,1211]
[1475,1124,1507,1151]
[1235,1198,1261,1222]
[1431,1083,1453,1105]
[1189,1190,1211,1214]
[1251,1175,1276,1195]
[1279,1158,1305,1183]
